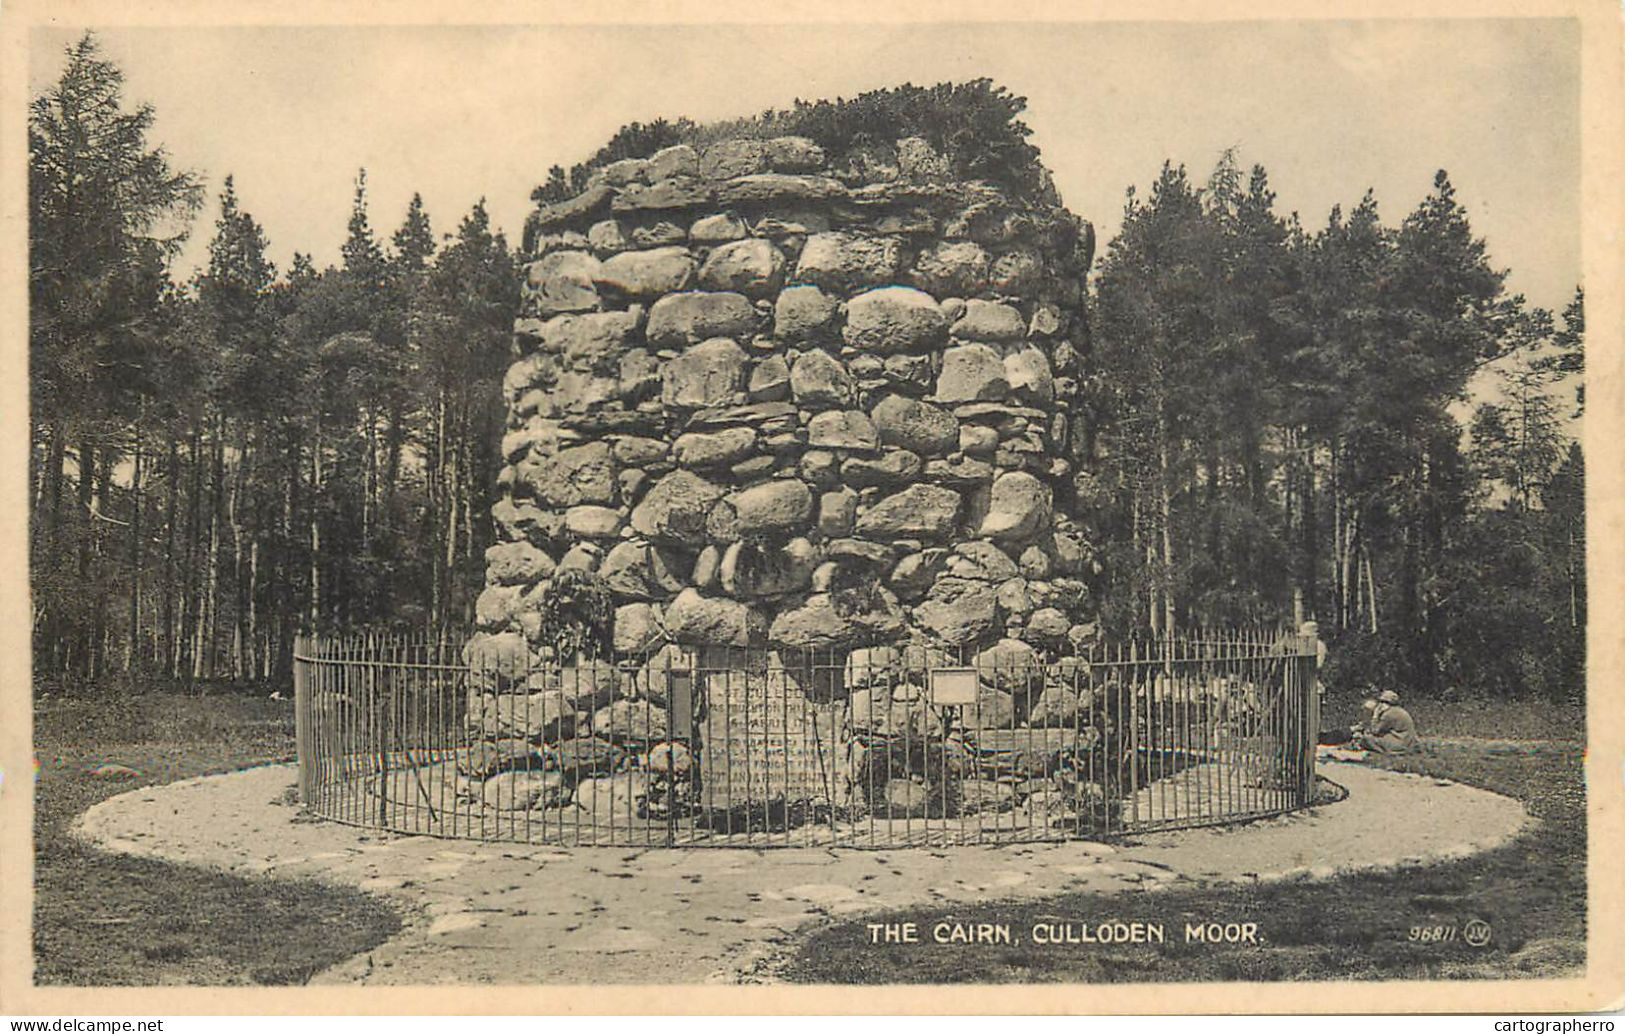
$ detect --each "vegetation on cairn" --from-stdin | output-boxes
[536,569,615,660]
[532,78,1051,205]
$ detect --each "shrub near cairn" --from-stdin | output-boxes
[463,92,1101,823]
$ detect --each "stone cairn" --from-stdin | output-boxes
[459,133,1102,824]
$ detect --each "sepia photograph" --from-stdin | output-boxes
[3,0,1620,1016]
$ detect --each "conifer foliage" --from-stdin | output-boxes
[28,46,1584,701]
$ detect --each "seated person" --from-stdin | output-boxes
[1319,698,1377,746]
[1357,689,1420,755]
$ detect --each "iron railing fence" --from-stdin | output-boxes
[293,629,1324,847]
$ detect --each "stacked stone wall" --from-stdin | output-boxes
[468,133,1098,739]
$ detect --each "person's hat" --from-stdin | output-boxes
[1378,689,1401,704]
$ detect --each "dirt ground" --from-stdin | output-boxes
[71,759,1530,984]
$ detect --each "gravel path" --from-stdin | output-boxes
[72,760,1530,984]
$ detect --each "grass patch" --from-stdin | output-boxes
[33,690,402,985]
[779,695,1586,984]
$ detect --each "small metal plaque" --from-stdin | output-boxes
[668,671,694,740]
[929,667,979,706]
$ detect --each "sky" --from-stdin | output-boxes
[29,19,1581,314]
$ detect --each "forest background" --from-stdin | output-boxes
[28,34,1585,702]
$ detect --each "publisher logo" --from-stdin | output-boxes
[1463,918,1493,947]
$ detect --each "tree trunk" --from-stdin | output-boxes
[160,437,180,676]
[126,421,144,676]
[1361,544,1378,634]
[76,429,96,677]
[1302,439,1319,620]
[1157,423,1176,639]
[430,388,447,628]
[44,420,66,551]
[193,422,224,682]
[309,428,323,630]
[91,437,111,681]
[228,428,247,679]
[384,397,405,511]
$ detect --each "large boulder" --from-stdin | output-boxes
[689,211,749,243]
[700,139,769,178]
[768,591,906,651]
[519,441,616,508]
[910,240,991,296]
[463,631,531,678]
[662,337,749,408]
[961,686,1017,730]
[475,584,524,630]
[551,736,629,779]
[532,661,619,711]
[958,779,1018,815]
[912,579,1000,645]
[876,778,932,819]
[673,427,757,469]
[935,344,1010,403]
[818,488,858,537]
[991,248,1043,293]
[972,638,1041,693]
[747,354,791,402]
[840,450,923,488]
[806,410,879,451]
[1026,685,1082,728]
[598,540,686,600]
[789,349,854,409]
[618,348,661,401]
[593,246,696,300]
[794,231,903,291]
[573,771,649,821]
[481,770,569,811]
[525,251,600,316]
[492,497,564,549]
[645,291,757,348]
[587,218,631,256]
[720,537,817,598]
[1026,607,1071,642]
[484,541,556,586]
[842,287,949,355]
[612,602,666,654]
[630,643,693,706]
[458,737,546,780]
[592,699,669,743]
[949,540,1020,582]
[732,479,814,536]
[951,300,1026,342]
[978,471,1050,544]
[773,284,840,342]
[871,395,959,456]
[663,588,766,646]
[763,135,826,170]
[564,505,622,538]
[470,691,579,743]
[630,470,726,547]
[1005,346,1056,405]
[888,548,951,601]
[698,238,786,298]
[854,484,961,540]
[537,310,641,367]
[647,144,699,180]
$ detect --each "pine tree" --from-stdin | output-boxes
[29,32,202,680]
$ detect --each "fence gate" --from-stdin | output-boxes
[293,629,1324,848]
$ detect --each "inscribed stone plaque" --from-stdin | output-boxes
[699,671,841,806]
